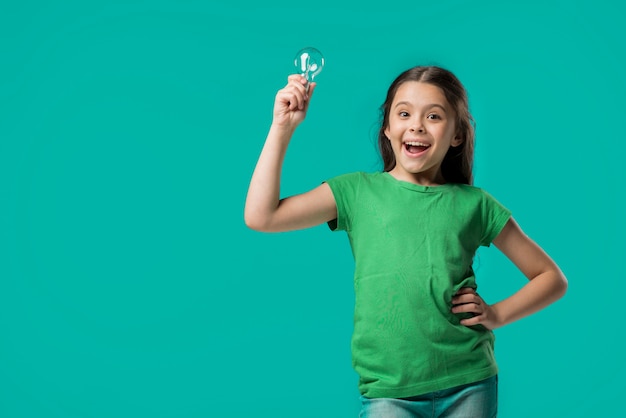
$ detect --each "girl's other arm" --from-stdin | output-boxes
[244,75,337,232]
[452,218,568,329]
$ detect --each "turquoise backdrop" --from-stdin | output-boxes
[1,0,624,416]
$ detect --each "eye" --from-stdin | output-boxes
[398,111,410,118]
[427,113,441,120]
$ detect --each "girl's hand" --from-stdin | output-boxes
[451,288,502,330]
[272,75,316,130]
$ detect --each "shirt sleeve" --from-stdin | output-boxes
[480,190,512,246]
[324,172,361,232]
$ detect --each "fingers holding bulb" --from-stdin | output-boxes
[285,75,315,109]
[289,75,310,103]
[281,76,305,108]
[273,76,316,127]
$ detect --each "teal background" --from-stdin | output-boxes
[1,0,624,416]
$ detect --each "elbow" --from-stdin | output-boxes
[560,275,569,298]
[244,209,271,232]
[553,270,568,300]
[244,213,263,232]
[245,219,268,232]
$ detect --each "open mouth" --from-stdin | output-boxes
[404,141,430,155]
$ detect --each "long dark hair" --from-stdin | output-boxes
[377,66,475,185]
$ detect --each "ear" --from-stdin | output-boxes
[384,127,390,140]
[451,135,463,147]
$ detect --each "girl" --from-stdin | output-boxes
[244,66,567,417]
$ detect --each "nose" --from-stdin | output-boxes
[410,119,425,133]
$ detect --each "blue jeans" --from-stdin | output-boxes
[359,375,497,418]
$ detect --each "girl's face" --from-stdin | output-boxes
[384,81,462,185]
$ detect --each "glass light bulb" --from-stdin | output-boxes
[294,47,325,84]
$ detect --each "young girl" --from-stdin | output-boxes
[244,66,567,417]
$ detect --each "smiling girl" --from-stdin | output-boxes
[244,66,567,417]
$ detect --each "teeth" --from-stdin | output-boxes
[405,141,429,147]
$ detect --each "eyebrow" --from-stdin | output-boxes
[394,101,448,112]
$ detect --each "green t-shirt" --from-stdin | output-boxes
[326,171,512,398]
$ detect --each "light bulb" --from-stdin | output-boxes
[294,47,325,89]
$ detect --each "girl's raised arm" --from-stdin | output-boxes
[244,75,337,232]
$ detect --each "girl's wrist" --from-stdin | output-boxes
[268,122,297,142]
[492,299,525,329]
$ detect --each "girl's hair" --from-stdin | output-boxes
[377,66,475,185]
